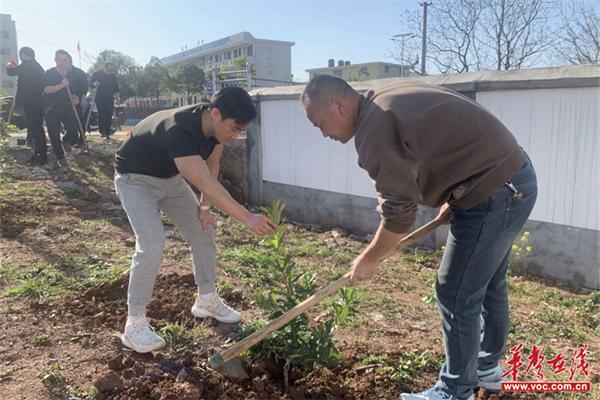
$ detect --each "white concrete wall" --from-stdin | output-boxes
[477,87,600,231]
[260,99,376,198]
[260,87,600,231]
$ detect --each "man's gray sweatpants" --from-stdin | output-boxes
[114,172,216,317]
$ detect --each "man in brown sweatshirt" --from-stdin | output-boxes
[301,76,537,400]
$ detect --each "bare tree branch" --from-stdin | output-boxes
[555,0,600,64]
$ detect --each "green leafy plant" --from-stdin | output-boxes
[509,231,532,274]
[40,361,65,385]
[238,200,360,370]
[158,321,191,353]
[32,335,51,347]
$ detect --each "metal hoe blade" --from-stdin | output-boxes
[208,353,249,379]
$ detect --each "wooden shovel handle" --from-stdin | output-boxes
[7,96,16,125]
[65,85,87,147]
[219,213,447,363]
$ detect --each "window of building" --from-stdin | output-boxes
[333,69,342,77]
[0,47,11,55]
[384,65,390,73]
[226,51,231,60]
[246,45,253,56]
[0,31,9,39]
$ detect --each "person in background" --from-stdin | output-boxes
[5,46,46,165]
[90,61,120,140]
[43,49,81,166]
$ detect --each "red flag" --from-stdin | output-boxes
[76,40,81,52]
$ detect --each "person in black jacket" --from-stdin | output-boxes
[43,49,86,166]
[6,47,46,165]
[90,61,120,139]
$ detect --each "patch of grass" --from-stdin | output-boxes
[60,257,126,287]
[96,243,126,259]
[535,305,587,342]
[70,331,92,343]
[418,269,437,284]
[189,320,211,342]
[68,386,99,400]
[360,291,402,317]
[0,181,45,197]
[62,187,84,199]
[165,246,189,262]
[0,175,13,185]
[3,301,15,314]
[574,291,600,330]
[218,245,274,285]
[158,322,190,353]
[3,258,127,300]
[0,136,12,163]
[421,281,436,306]
[39,361,65,386]
[357,351,443,383]
[286,234,335,258]
[389,351,443,382]
[402,248,438,265]
[75,220,103,235]
[393,281,415,292]
[0,261,18,286]
[32,335,51,347]
[4,263,70,299]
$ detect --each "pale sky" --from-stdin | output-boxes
[1,0,421,81]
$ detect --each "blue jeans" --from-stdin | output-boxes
[435,160,537,399]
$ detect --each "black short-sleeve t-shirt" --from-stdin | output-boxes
[115,105,218,178]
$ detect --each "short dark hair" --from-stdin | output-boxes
[301,75,354,106]
[55,49,72,62]
[19,47,35,59]
[210,86,257,124]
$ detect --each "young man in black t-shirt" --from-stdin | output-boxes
[115,87,276,353]
[90,61,119,139]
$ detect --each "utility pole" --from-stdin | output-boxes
[391,33,415,77]
[246,62,252,90]
[421,1,431,75]
[212,67,217,94]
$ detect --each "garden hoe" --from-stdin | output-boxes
[66,84,90,155]
[7,95,16,125]
[209,211,450,379]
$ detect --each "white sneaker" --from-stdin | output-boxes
[477,365,506,392]
[121,317,166,353]
[191,292,241,323]
[400,387,474,400]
